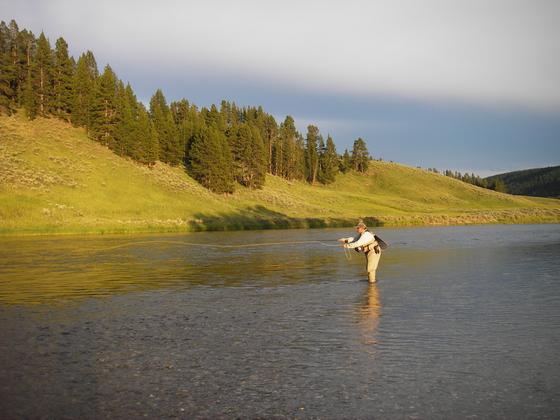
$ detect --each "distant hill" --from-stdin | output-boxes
[1,114,559,234]
[485,166,560,198]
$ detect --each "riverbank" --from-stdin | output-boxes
[1,114,559,236]
[2,209,559,236]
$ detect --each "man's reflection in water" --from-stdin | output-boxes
[358,284,382,345]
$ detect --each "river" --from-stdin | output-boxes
[1,224,559,418]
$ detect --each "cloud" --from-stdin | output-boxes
[4,0,560,112]
[3,0,560,175]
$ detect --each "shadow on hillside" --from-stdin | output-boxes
[187,205,384,231]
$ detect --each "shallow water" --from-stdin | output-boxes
[1,225,559,418]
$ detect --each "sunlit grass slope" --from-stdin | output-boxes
[1,113,559,234]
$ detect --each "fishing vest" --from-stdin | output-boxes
[355,230,380,254]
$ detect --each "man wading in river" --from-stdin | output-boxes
[338,221,382,283]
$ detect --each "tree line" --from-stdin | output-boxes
[485,166,560,198]
[0,20,370,193]
[426,168,507,192]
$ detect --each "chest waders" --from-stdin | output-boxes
[358,231,387,284]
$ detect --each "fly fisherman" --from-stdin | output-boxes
[338,221,382,284]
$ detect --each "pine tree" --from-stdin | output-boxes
[184,108,206,167]
[277,116,300,179]
[139,105,159,165]
[149,89,181,165]
[15,29,36,118]
[340,149,352,173]
[112,85,159,164]
[115,82,134,156]
[188,124,235,193]
[0,57,13,113]
[230,123,249,184]
[219,99,235,132]
[201,104,224,131]
[230,123,266,189]
[0,21,16,113]
[128,101,159,165]
[7,21,24,106]
[14,28,35,106]
[317,135,326,181]
[71,51,98,128]
[249,125,267,188]
[273,127,284,177]
[263,114,277,173]
[351,137,369,173]
[294,133,306,181]
[171,98,199,164]
[235,105,277,176]
[33,32,54,116]
[0,21,34,112]
[22,76,36,118]
[493,178,507,193]
[53,37,74,120]
[89,64,119,146]
[305,125,320,183]
[319,135,338,184]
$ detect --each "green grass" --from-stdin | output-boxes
[1,113,559,235]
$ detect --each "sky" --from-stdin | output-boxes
[3,0,560,176]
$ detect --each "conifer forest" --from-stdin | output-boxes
[0,20,371,193]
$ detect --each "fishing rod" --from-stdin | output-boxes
[92,237,387,261]
[96,239,344,252]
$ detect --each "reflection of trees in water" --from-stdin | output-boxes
[358,284,382,345]
[0,239,350,305]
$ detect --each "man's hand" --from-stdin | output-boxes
[337,238,346,243]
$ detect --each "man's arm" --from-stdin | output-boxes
[338,235,358,244]
[345,231,374,249]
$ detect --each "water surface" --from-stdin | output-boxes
[1,225,559,418]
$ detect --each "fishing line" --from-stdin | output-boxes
[96,239,345,253]
[343,246,353,261]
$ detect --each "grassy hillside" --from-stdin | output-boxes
[1,113,559,235]
[485,166,560,198]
